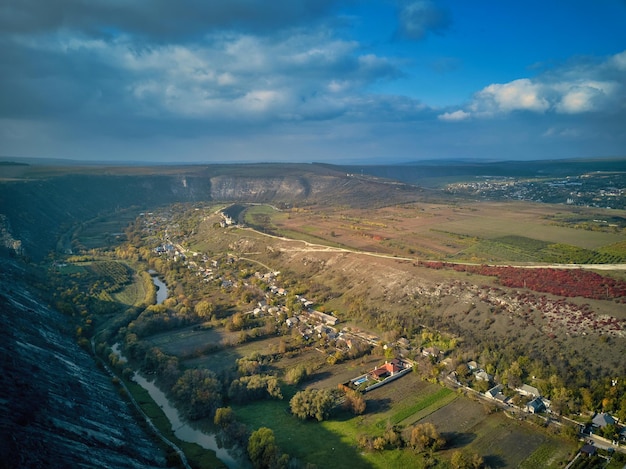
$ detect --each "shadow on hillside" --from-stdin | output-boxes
[307,370,332,384]
[484,454,506,468]
[442,431,476,449]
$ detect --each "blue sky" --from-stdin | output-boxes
[1,0,625,163]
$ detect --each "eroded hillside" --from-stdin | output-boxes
[0,259,168,468]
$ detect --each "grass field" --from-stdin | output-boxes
[113,271,152,307]
[232,370,576,469]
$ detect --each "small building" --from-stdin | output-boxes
[371,368,390,380]
[580,444,596,457]
[485,384,503,399]
[526,397,545,414]
[592,412,617,428]
[397,337,410,348]
[309,310,339,326]
[475,370,493,382]
[422,346,440,358]
[516,384,540,398]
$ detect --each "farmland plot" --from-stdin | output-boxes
[419,397,576,468]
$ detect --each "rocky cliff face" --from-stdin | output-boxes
[0,165,426,260]
[0,259,167,468]
[209,175,311,201]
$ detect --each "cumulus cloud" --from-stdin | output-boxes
[438,110,469,121]
[442,50,626,120]
[396,0,450,40]
[612,50,626,70]
[0,20,413,134]
[472,79,549,114]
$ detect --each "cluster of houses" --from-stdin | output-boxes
[482,382,550,414]
[449,360,554,415]
[251,277,345,343]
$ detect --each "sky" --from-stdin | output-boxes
[1,0,625,164]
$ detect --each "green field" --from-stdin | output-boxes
[231,374,576,469]
[439,216,623,250]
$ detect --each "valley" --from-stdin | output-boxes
[1,160,626,468]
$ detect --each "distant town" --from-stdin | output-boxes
[445,171,626,210]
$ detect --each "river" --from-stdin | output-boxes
[132,373,240,468]
[150,272,168,304]
[111,272,242,468]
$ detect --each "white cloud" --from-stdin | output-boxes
[473,79,549,114]
[438,110,469,121]
[612,50,626,71]
[447,50,626,119]
[554,81,616,113]
[542,127,581,139]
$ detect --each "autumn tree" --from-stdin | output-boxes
[214,407,235,428]
[285,364,308,385]
[451,450,484,469]
[194,299,215,319]
[409,423,445,452]
[228,375,283,403]
[343,389,366,415]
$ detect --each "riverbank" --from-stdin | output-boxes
[101,273,235,469]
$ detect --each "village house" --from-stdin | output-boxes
[485,384,504,399]
[526,397,545,414]
[285,317,299,327]
[580,444,597,457]
[516,384,540,397]
[309,310,338,326]
[592,412,617,428]
[370,359,408,380]
[421,346,440,358]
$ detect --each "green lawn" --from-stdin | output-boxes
[233,399,376,468]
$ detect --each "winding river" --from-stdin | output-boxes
[113,273,242,468]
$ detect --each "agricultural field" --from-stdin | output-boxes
[421,397,577,468]
[244,201,626,264]
[71,210,142,251]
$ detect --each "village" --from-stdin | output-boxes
[143,206,626,462]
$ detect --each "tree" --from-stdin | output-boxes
[343,390,366,415]
[214,407,234,428]
[194,299,215,319]
[285,364,308,385]
[451,450,484,469]
[409,423,445,452]
[172,368,222,420]
[248,427,280,469]
[290,389,335,421]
